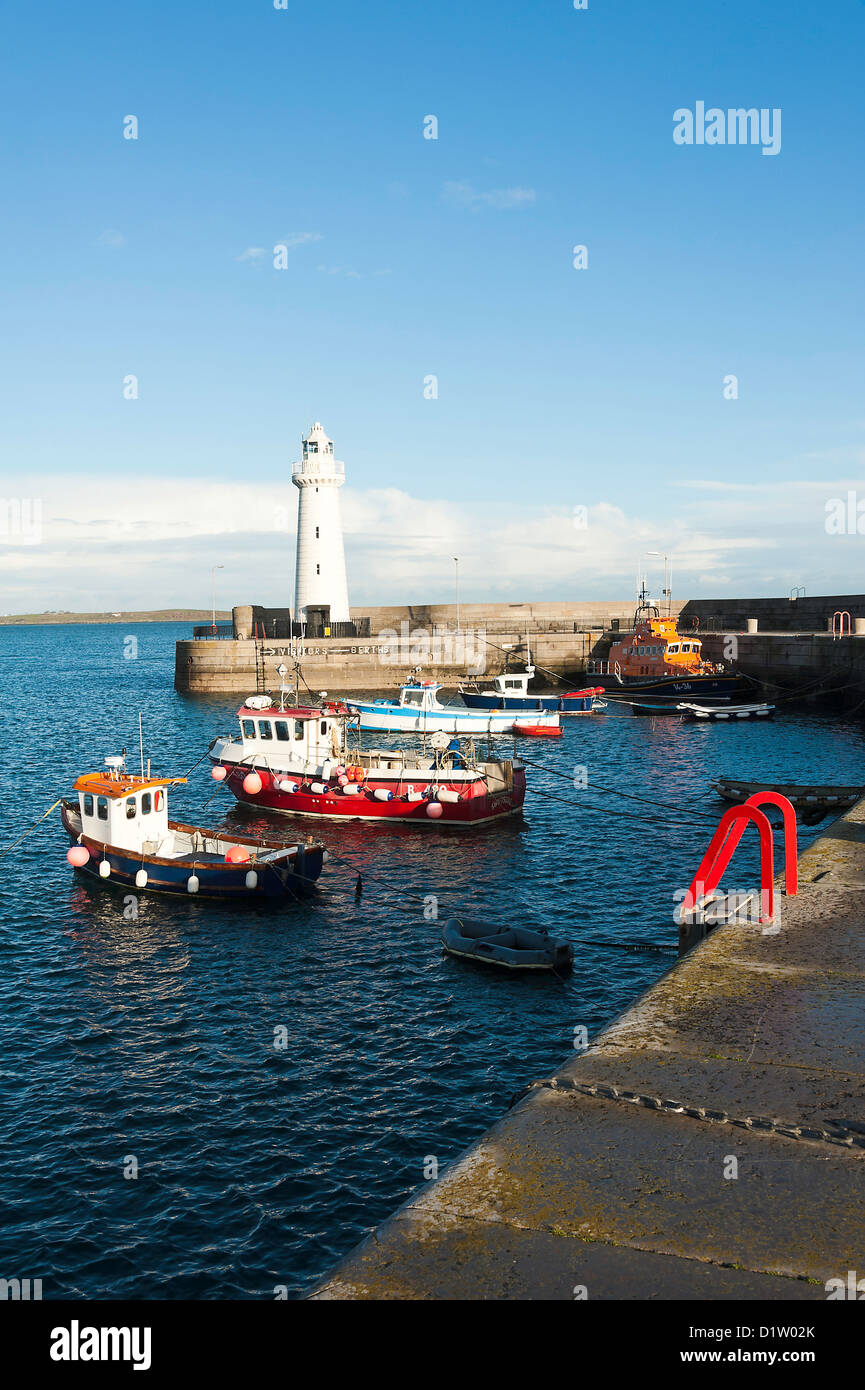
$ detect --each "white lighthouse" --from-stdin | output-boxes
[292,421,350,624]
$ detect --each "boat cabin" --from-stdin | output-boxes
[234,700,350,765]
[488,667,535,698]
[74,758,187,853]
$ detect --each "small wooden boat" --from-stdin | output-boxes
[679,701,775,721]
[62,757,326,900]
[714,777,863,811]
[441,917,574,971]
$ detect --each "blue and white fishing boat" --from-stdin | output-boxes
[346,680,560,735]
[459,666,604,715]
[61,756,326,900]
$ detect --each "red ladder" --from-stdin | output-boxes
[681,792,798,926]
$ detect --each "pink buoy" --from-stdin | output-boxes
[242,772,262,795]
[66,846,89,867]
[426,801,444,819]
[337,774,349,787]
[211,765,227,781]
[225,845,251,864]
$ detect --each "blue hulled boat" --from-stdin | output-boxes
[459,666,604,715]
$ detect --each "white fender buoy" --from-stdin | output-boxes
[243,772,263,795]
[187,875,200,894]
[67,846,89,867]
[342,783,361,795]
[98,860,111,878]
[276,779,299,794]
[374,788,393,802]
[437,788,460,803]
[426,802,444,819]
[406,791,424,802]
[310,781,326,795]
[322,850,330,862]
[211,765,227,781]
[321,760,333,781]
[245,870,258,889]
[135,869,148,888]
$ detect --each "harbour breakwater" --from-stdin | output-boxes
[311,796,865,1301]
[175,600,654,694]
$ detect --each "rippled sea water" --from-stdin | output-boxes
[1,621,862,1298]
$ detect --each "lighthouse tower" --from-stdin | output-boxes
[292,422,350,623]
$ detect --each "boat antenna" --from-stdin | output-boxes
[138,713,145,779]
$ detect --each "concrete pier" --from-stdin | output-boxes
[311,801,865,1300]
[174,601,646,694]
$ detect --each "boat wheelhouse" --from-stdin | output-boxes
[209,697,526,824]
[61,756,325,899]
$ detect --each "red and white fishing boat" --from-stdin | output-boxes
[208,697,525,825]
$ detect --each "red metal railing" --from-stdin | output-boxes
[832,610,852,639]
[681,792,797,926]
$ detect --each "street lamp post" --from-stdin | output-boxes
[211,564,224,633]
[453,556,460,633]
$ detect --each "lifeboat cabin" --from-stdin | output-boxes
[594,591,745,700]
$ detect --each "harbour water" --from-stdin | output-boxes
[2,621,863,1298]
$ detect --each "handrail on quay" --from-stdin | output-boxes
[681,792,798,925]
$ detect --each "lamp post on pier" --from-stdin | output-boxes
[211,564,224,633]
[453,556,461,633]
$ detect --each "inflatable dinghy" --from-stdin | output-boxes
[442,917,574,971]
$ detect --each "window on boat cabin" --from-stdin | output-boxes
[258,720,273,740]
[242,719,256,738]
[275,721,290,741]
[126,797,137,820]
[294,720,305,740]
[668,644,680,654]
[97,796,108,821]
[83,794,94,817]
[505,679,520,688]
[403,690,423,706]
[315,526,319,538]
[141,793,152,814]
[316,564,320,575]
[320,720,328,735]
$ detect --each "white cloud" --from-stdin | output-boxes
[97,230,126,248]
[442,181,536,211]
[280,232,321,248]
[235,246,267,262]
[1,471,859,613]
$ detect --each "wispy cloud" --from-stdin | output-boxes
[442,181,536,211]
[316,264,362,279]
[235,246,267,263]
[280,232,321,248]
[96,229,126,248]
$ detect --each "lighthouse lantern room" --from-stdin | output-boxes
[292,422,350,624]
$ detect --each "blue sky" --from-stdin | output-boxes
[0,0,863,612]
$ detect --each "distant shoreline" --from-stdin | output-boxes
[0,611,232,626]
